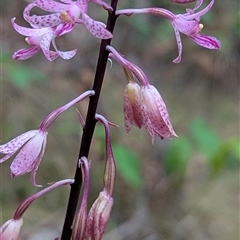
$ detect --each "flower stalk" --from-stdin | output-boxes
[61,0,119,239]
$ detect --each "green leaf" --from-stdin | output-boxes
[8,65,47,89]
[190,119,220,158]
[165,137,192,178]
[209,138,240,174]
[112,144,143,188]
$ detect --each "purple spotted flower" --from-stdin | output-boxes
[107,45,177,143]
[116,0,220,63]
[25,0,113,39]
[12,4,76,60]
[0,90,94,186]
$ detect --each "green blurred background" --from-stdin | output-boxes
[1,0,239,239]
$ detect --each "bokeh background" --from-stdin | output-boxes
[1,0,239,239]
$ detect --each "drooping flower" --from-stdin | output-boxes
[107,45,177,142]
[123,82,177,143]
[123,82,144,132]
[25,0,113,39]
[116,0,220,63]
[140,85,177,142]
[0,218,23,240]
[84,190,114,240]
[0,90,94,186]
[0,179,74,239]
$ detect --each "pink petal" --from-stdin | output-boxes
[193,0,204,10]
[76,0,88,13]
[90,0,113,12]
[13,46,40,60]
[33,0,70,12]
[171,0,196,3]
[56,49,77,59]
[40,30,59,61]
[0,130,38,155]
[171,22,182,63]
[31,136,47,187]
[11,18,49,37]
[61,0,74,3]
[52,36,77,59]
[190,34,221,49]
[10,131,47,177]
[54,23,74,37]
[123,83,143,132]
[184,0,214,20]
[25,13,62,28]
[0,219,23,240]
[141,85,177,142]
[82,13,113,39]
[23,3,62,28]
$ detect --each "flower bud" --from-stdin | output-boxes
[85,191,113,240]
[0,218,23,240]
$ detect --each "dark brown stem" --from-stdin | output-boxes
[60,1,119,239]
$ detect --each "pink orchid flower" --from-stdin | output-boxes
[107,45,177,143]
[25,0,113,39]
[0,90,94,186]
[12,4,77,61]
[116,0,220,63]
[124,82,177,143]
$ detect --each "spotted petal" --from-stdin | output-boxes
[10,131,47,178]
[0,130,38,156]
[123,83,144,132]
[26,13,62,28]
[33,0,70,12]
[82,13,113,39]
[23,3,62,28]
[141,85,177,143]
[31,136,47,187]
[171,22,182,63]
[11,18,49,36]
[40,30,59,61]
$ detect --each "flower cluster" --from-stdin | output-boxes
[2,0,222,239]
[12,0,113,60]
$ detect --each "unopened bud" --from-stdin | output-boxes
[72,157,89,240]
[0,218,23,240]
[85,191,113,240]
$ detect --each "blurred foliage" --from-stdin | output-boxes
[112,144,143,188]
[1,52,48,89]
[166,119,240,179]
[1,0,239,239]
